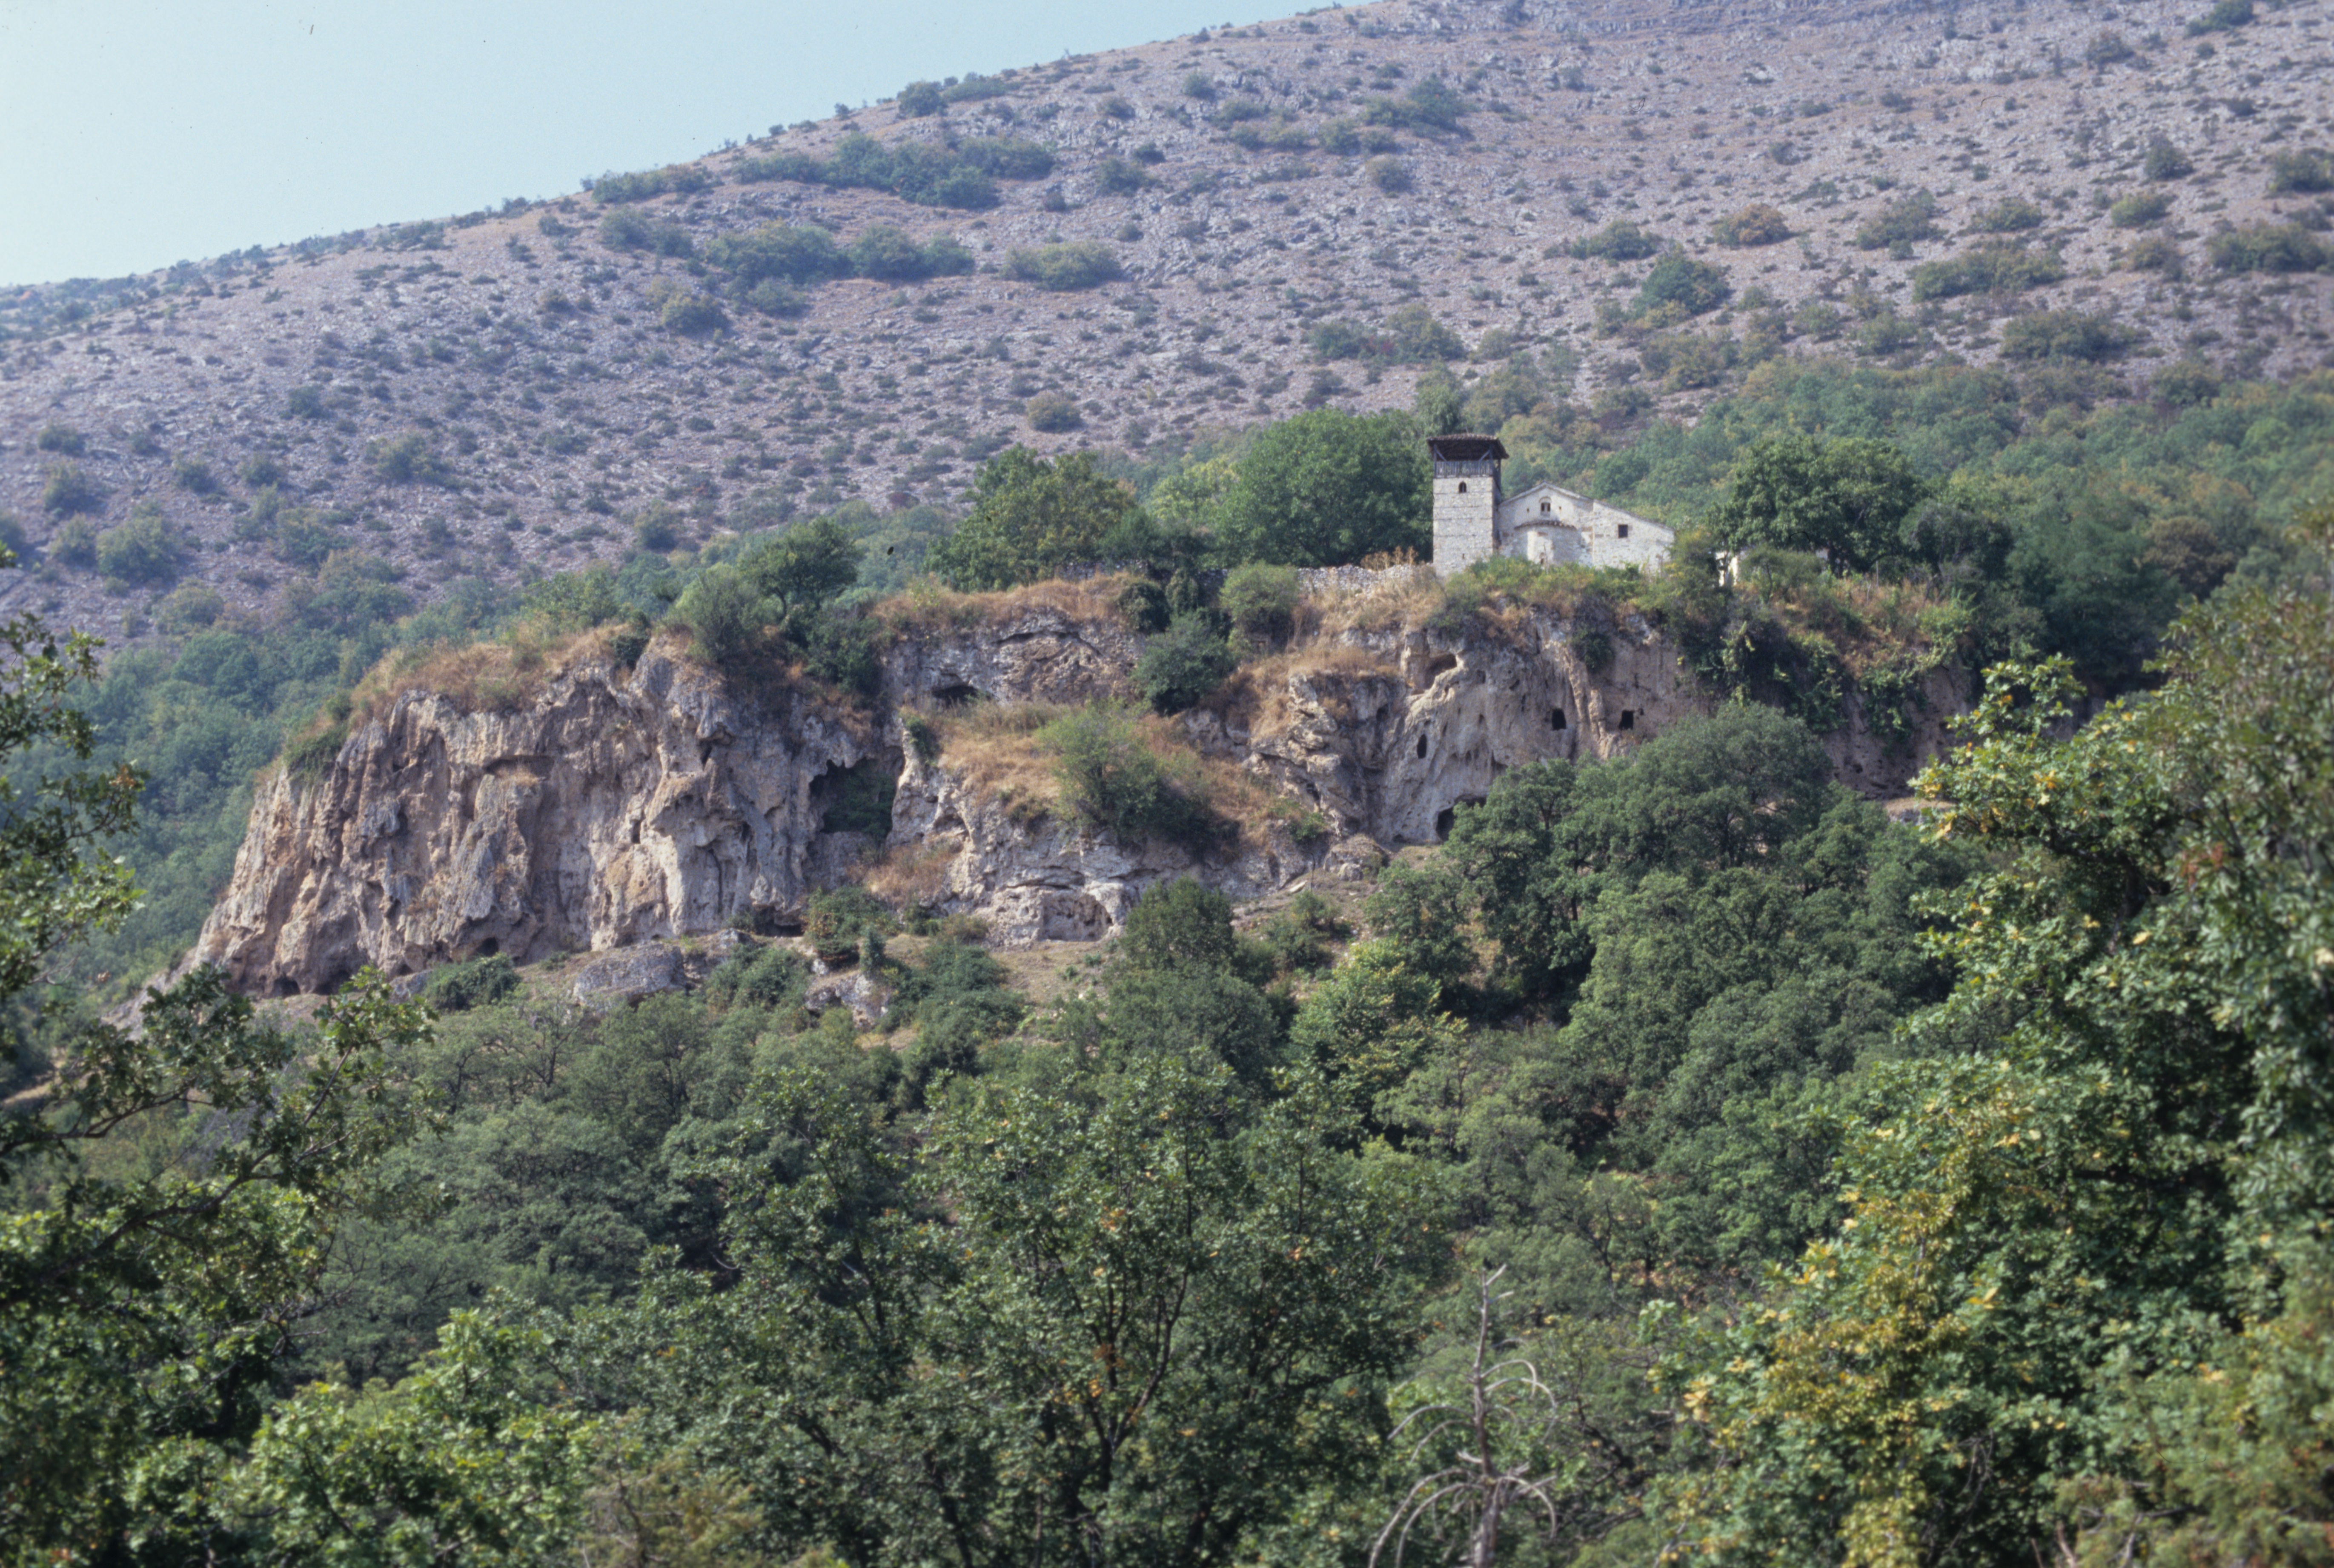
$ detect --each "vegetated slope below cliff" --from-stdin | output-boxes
[189,572,1962,996]
[3,0,2328,647]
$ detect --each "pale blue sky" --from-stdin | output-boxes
[0,0,1316,287]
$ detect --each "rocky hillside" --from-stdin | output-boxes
[3,0,2329,645]
[186,571,1962,995]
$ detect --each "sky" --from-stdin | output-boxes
[0,0,1320,287]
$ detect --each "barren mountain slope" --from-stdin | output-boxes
[2,0,2328,640]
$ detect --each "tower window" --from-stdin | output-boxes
[1541,501,1551,513]
[1456,481,1467,493]
[1617,524,1630,539]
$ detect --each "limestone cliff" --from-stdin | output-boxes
[189,584,1966,994]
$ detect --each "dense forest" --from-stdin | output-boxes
[3,319,2331,1560]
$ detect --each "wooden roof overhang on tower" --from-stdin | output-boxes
[1426,435,1509,464]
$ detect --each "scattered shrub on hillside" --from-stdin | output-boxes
[1220,564,1300,647]
[172,457,218,495]
[896,80,947,117]
[1570,220,1664,261]
[703,941,807,1011]
[1041,703,1219,846]
[1306,303,1463,366]
[650,283,727,335]
[1366,156,1413,194]
[1910,244,2066,300]
[96,504,183,586]
[1136,615,1237,713]
[805,885,894,964]
[1360,74,1468,134]
[423,953,521,1012]
[368,432,455,486]
[2122,234,2184,275]
[735,132,1048,210]
[1094,157,1152,195]
[590,163,713,203]
[239,452,284,489]
[1003,242,1122,290]
[2186,0,2253,34]
[1712,203,1790,247]
[2000,309,2137,363]
[1181,70,1218,100]
[2144,139,2195,181]
[51,517,97,568]
[286,385,329,420]
[42,462,102,517]
[1634,253,1731,322]
[2268,148,2334,195]
[2207,222,2332,274]
[34,423,84,455]
[1853,190,1942,250]
[1025,394,1083,433]
[1972,196,2046,233]
[2110,190,2172,228]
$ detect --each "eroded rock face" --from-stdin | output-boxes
[190,595,1966,995]
[189,639,879,995]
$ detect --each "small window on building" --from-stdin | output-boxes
[1541,501,1552,513]
[1616,524,1630,540]
[1456,481,1467,493]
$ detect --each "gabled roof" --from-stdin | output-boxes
[1426,434,1508,462]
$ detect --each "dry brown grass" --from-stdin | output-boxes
[920,700,1072,813]
[870,575,1137,638]
[1759,574,1965,680]
[1300,572,1450,638]
[1208,642,1404,736]
[864,839,959,907]
[343,623,612,729]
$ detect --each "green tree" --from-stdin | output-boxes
[738,515,862,619]
[1211,409,1429,567]
[571,1056,1444,1566]
[928,448,1139,589]
[1705,433,1930,571]
[1659,531,2334,1565]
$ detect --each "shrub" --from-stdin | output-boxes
[591,163,712,203]
[634,506,683,552]
[51,517,97,568]
[239,452,285,488]
[1570,220,1663,261]
[704,223,846,283]
[2144,140,2194,181]
[422,953,520,1012]
[897,80,947,117]
[1136,615,1237,713]
[157,582,225,632]
[172,456,219,494]
[1094,158,1151,195]
[1003,242,1122,290]
[95,505,183,585]
[1853,191,1942,249]
[668,564,767,666]
[1041,704,1217,846]
[1973,197,2046,233]
[2123,234,2185,275]
[2268,149,2334,195]
[805,886,894,964]
[1712,203,1790,247]
[1366,156,1413,194]
[368,432,454,486]
[285,385,329,420]
[1181,71,1217,100]
[1634,253,1731,320]
[2186,0,2253,34]
[2110,190,2172,228]
[1999,309,2136,362]
[1098,94,1135,121]
[1025,393,1083,433]
[34,423,84,455]
[41,462,103,517]
[2085,30,2136,67]
[2207,222,2332,274]
[656,288,727,335]
[704,941,807,1011]
[1910,244,2066,300]
[1120,878,1238,971]
[1116,578,1171,635]
[1220,563,1300,646]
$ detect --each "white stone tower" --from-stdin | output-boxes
[1429,435,1506,576]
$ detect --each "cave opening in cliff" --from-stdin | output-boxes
[1415,731,1428,758]
[1551,707,1567,730]
[1619,710,1636,731]
[933,683,986,708]
[813,759,898,840]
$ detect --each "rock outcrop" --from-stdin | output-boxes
[189,584,1967,995]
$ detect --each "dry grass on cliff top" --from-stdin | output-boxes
[870,575,1137,638]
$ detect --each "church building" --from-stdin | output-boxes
[1427,435,1672,577]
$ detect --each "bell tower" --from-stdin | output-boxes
[1428,435,1506,576]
